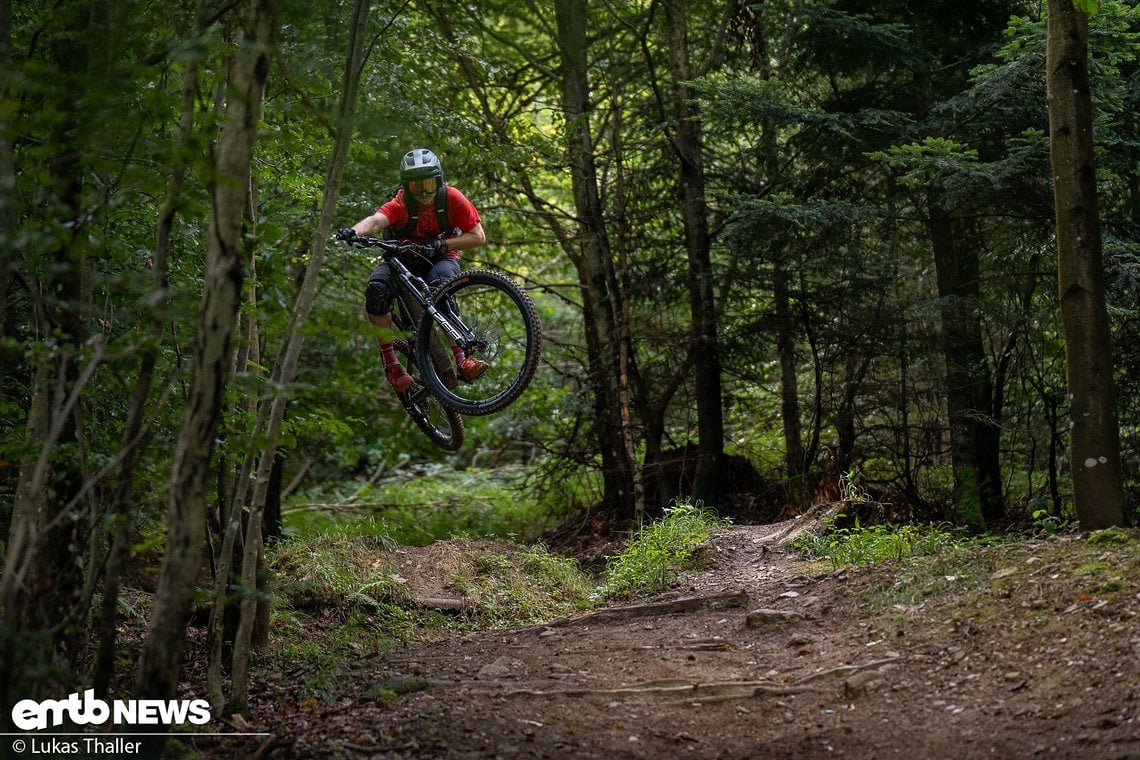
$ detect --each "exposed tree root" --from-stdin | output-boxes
[483,656,904,705]
[518,588,750,632]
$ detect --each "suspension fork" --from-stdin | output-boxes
[393,260,469,347]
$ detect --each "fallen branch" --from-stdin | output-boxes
[249,734,291,760]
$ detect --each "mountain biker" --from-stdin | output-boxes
[337,148,488,394]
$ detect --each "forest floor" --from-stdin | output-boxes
[207,517,1140,760]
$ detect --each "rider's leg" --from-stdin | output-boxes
[366,266,413,393]
[428,258,487,380]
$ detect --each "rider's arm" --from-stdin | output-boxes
[351,211,390,237]
[443,222,486,253]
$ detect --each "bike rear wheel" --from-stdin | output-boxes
[393,338,465,450]
[417,269,541,416]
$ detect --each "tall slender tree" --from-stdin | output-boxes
[662,0,726,506]
[224,0,372,714]
[553,0,643,517]
[135,0,280,702]
[1045,0,1128,528]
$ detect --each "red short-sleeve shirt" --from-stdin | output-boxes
[380,186,480,258]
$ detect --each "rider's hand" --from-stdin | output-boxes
[419,239,448,259]
[335,227,357,242]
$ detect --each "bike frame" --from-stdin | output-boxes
[381,244,478,353]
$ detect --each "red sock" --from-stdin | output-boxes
[451,343,466,362]
[381,343,398,367]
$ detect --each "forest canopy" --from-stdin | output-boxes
[1,0,1138,726]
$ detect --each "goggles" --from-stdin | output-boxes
[406,177,439,195]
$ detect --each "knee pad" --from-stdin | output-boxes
[365,279,393,316]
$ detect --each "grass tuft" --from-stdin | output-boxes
[792,518,969,571]
[596,501,728,602]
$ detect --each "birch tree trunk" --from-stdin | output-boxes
[1045,0,1127,528]
[135,0,278,702]
[224,0,365,715]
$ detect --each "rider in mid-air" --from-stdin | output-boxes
[338,148,488,394]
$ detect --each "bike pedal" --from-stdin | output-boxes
[406,383,430,403]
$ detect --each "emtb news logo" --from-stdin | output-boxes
[11,689,211,730]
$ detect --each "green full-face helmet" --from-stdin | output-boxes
[400,148,444,199]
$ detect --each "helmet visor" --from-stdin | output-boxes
[406,177,439,195]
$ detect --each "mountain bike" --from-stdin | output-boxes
[390,334,465,451]
[347,237,542,425]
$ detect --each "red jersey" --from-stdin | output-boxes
[379,185,480,259]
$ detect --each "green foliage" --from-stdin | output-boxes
[792,518,970,571]
[265,608,404,705]
[596,502,729,601]
[448,544,594,624]
[264,528,595,703]
[839,469,869,503]
[271,525,405,610]
[5,0,1140,707]
[284,466,562,545]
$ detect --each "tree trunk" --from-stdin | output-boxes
[225,0,361,714]
[135,0,278,703]
[773,261,806,505]
[554,0,641,518]
[663,0,725,507]
[95,0,209,699]
[905,11,1003,530]
[1045,0,1127,529]
[927,206,1002,530]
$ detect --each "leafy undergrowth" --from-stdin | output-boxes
[264,531,597,702]
[595,502,728,601]
[281,465,573,546]
[224,520,1140,760]
[850,526,1140,643]
[263,501,722,701]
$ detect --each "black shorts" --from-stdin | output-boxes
[367,255,460,314]
[368,255,459,291]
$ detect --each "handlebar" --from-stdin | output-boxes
[341,235,434,261]
[345,235,402,250]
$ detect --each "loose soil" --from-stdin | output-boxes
[222,518,1140,760]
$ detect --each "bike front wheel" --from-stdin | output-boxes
[393,338,465,450]
[417,269,542,416]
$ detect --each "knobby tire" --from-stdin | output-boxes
[416,269,541,416]
[393,338,465,450]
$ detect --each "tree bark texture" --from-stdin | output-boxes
[908,9,1003,530]
[927,206,1003,530]
[135,0,278,702]
[664,0,726,507]
[773,263,804,476]
[226,0,357,713]
[1045,0,1127,528]
[554,0,641,518]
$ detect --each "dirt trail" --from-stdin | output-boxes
[246,521,1140,759]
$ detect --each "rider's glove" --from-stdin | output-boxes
[419,239,449,259]
[335,227,356,242]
